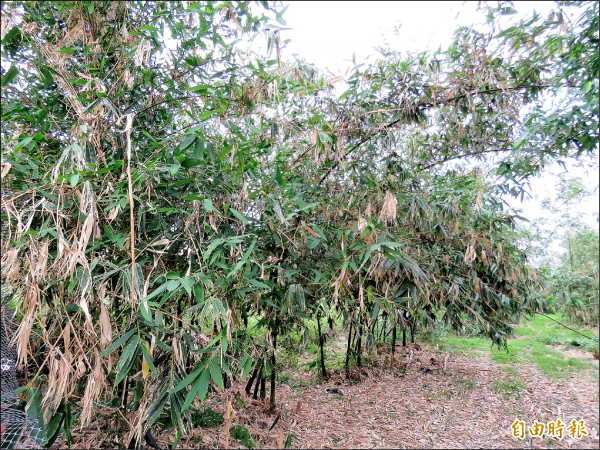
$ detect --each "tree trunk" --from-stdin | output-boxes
[345,320,353,377]
[391,322,397,358]
[317,313,327,379]
[380,312,387,340]
[369,318,377,347]
[269,324,278,411]
[242,305,248,328]
[253,363,262,400]
[245,360,261,396]
[356,315,363,368]
[259,373,266,401]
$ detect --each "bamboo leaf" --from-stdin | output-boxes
[209,359,224,390]
[197,368,211,401]
[102,329,136,356]
[239,354,253,380]
[171,363,204,394]
[140,341,158,378]
[115,334,140,384]
[230,208,250,224]
[193,282,205,305]
[1,65,18,86]
[182,368,210,412]
[228,237,256,277]
[203,198,214,212]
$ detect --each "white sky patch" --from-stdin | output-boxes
[280,1,556,74]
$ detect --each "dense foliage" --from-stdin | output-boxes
[1,0,597,446]
[527,175,599,326]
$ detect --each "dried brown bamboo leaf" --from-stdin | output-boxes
[99,299,112,349]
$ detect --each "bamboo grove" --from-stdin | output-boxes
[1,1,598,446]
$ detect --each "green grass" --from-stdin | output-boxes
[493,359,527,398]
[517,314,599,352]
[429,314,598,379]
[433,335,491,354]
[492,377,526,398]
[501,366,519,376]
[430,376,476,401]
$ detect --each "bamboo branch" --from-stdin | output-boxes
[124,114,136,307]
[318,83,551,185]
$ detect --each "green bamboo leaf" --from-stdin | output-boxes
[143,283,168,302]
[140,341,158,377]
[209,359,224,390]
[68,173,80,187]
[221,335,228,354]
[1,65,18,86]
[193,282,205,305]
[310,223,327,240]
[239,355,253,380]
[228,237,256,277]
[115,334,140,384]
[171,364,204,394]
[102,329,136,356]
[140,300,154,324]
[180,277,194,296]
[203,198,214,212]
[338,88,355,101]
[181,194,203,201]
[248,279,271,290]
[181,373,201,413]
[229,208,250,224]
[197,368,211,401]
[182,368,210,412]
[179,134,196,151]
[359,242,403,270]
[165,279,180,292]
[14,136,34,152]
[204,238,224,262]
[170,392,184,432]
[145,380,169,428]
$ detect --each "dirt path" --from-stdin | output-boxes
[183,344,598,449]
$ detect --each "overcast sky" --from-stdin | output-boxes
[280,1,555,74]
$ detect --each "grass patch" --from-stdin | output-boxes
[492,377,526,398]
[501,366,519,376]
[427,314,598,379]
[490,314,598,378]
[454,376,476,392]
[493,365,527,398]
[432,335,491,355]
[433,389,455,400]
[431,376,476,401]
[517,314,598,347]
